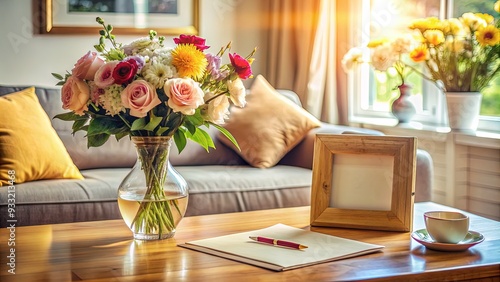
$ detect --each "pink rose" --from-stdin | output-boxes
[94,61,118,88]
[72,51,105,81]
[164,78,204,115]
[229,53,252,79]
[61,76,90,115]
[173,35,210,51]
[121,80,160,118]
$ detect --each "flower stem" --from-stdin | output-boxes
[128,138,182,239]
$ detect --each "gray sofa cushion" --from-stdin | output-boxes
[178,165,312,216]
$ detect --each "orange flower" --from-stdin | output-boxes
[409,45,429,62]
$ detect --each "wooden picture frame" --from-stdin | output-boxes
[33,0,199,35]
[310,134,416,232]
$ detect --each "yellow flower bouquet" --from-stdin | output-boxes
[409,4,500,92]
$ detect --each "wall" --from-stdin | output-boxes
[0,0,266,87]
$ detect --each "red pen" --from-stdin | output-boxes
[249,236,308,250]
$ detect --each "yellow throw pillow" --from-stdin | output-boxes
[219,75,321,168]
[0,87,83,186]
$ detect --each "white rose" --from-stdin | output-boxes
[202,92,230,124]
[371,44,397,71]
[341,47,364,72]
[390,36,413,54]
[226,78,246,107]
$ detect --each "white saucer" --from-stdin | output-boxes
[411,229,484,252]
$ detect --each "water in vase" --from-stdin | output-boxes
[118,192,188,240]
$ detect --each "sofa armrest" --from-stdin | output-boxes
[279,122,383,169]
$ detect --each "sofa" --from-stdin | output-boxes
[0,85,433,227]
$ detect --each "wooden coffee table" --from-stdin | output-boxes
[1,202,499,281]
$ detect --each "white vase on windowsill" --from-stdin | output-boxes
[445,92,482,133]
[391,84,416,124]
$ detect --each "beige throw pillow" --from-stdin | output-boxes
[218,75,321,168]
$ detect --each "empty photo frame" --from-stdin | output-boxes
[310,134,416,232]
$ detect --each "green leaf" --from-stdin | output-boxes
[54,112,87,121]
[186,128,215,152]
[115,131,129,141]
[131,118,147,131]
[87,133,110,148]
[174,129,187,154]
[144,115,163,131]
[156,126,170,136]
[210,122,240,151]
[185,111,205,127]
[51,73,63,80]
[87,117,120,136]
[94,44,104,52]
[72,118,88,133]
[184,121,197,135]
[108,125,129,135]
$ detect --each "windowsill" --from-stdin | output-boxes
[349,117,500,149]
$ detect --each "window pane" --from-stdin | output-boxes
[368,0,440,115]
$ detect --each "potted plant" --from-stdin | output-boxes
[408,2,500,131]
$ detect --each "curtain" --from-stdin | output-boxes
[265,1,320,106]
[265,0,349,124]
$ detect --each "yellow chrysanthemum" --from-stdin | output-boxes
[460,13,487,31]
[171,44,208,79]
[475,13,494,25]
[475,25,500,46]
[423,30,445,46]
[409,45,429,62]
[445,18,465,36]
[409,17,444,32]
[367,38,388,48]
[495,1,500,13]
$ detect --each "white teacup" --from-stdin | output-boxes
[424,211,469,244]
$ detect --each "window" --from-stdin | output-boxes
[348,0,500,131]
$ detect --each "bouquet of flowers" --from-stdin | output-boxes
[342,35,426,87]
[408,2,500,92]
[53,17,255,151]
[52,17,256,239]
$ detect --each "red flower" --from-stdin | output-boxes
[229,53,252,79]
[112,59,138,85]
[174,34,210,51]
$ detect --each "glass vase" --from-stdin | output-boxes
[118,136,189,240]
